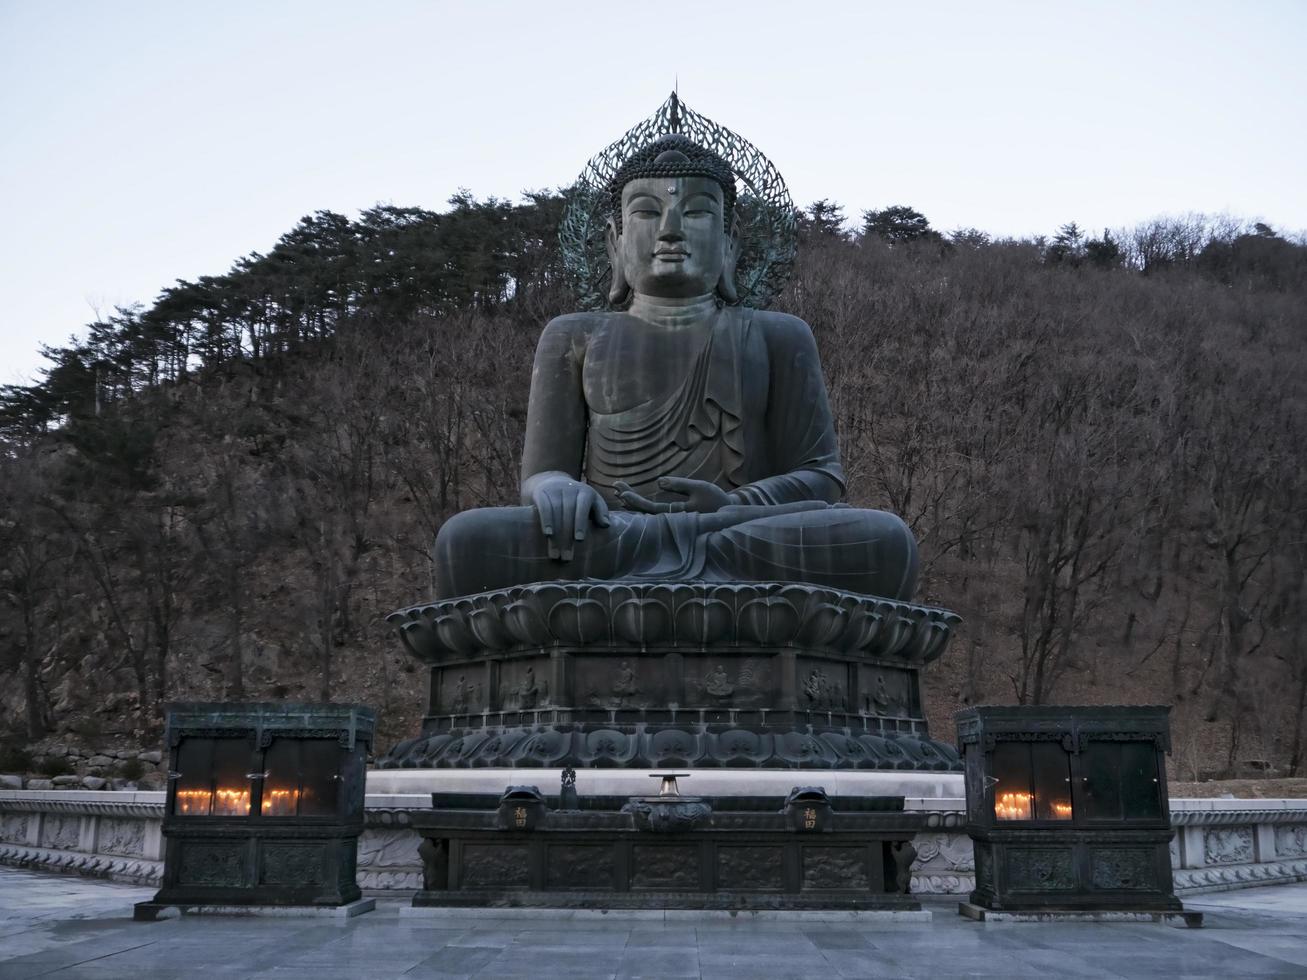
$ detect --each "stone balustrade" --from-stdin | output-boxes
[3,789,1304,897]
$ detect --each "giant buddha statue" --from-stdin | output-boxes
[433,133,917,601]
[382,96,961,774]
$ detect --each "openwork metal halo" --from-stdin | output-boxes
[559,92,797,311]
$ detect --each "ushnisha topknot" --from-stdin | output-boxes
[607,134,737,233]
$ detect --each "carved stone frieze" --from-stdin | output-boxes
[0,799,164,818]
[363,808,416,829]
[357,869,422,890]
[390,581,959,666]
[1204,827,1254,866]
[912,832,975,874]
[1170,808,1307,826]
[1173,858,1307,894]
[1273,824,1307,858]
[910,872,974,894]
[0,813,30,843]
[0,842,162,885]
[357,828,421,871]
[40,814,82,851]
[97,818,146,857]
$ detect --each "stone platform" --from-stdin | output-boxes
[4,867,1307,978]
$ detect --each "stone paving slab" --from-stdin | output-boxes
[2,867,1307,978]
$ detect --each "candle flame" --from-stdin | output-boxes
[994,791,1032,820]
[261,788,301,816]
[174,787,251,816]
[994,791,1074,820]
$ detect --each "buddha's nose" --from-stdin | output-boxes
[658,209,684,239]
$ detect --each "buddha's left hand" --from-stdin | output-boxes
[614,477,731,514]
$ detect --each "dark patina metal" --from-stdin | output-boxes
[956,705,1195,920]
[411,790,922,910]
[134,702,374,919]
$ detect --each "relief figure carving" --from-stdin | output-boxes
[1204,827,1254,866]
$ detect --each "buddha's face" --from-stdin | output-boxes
[613,176,733,299]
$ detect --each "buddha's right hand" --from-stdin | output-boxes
[524,472,611,561]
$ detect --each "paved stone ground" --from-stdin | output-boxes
[1,868,1306,978]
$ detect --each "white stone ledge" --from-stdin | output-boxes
[363,767,966,800]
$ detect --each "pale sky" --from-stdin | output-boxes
[2,0,1305,385]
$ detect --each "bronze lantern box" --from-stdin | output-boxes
[955,705,1190,918]
[135,703,374,919]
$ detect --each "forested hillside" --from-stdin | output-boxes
[2,194,1305,780]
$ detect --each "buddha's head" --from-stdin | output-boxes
[605,135,741,305]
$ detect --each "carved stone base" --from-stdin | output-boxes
[0,841,162,885]
[1173,858,1307,895]
[381,581,963,772]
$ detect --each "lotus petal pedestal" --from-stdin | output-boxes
[378,581,963,771]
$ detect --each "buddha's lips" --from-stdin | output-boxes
[654,248,689,259]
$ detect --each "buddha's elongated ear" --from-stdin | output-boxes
[605,218,630,306]
[716,215,742,304]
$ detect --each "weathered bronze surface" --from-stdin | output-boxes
[135,703,374,918]
[379,580,962,770]
[388,98,962,775]
[410,790,923,910]
[956,705,1186,914]
[433,122,916,600]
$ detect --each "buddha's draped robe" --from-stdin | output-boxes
[433,307,918,599]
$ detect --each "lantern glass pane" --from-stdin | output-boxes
[1031,741,1073,820]
[210,739,252,816]
[262,738,304,816]
[173,737,214,816]
[1082,742,1125,820]
[992,741,1033,820]
[1119,741,1163,818]
[173,738,252,817]
[298,740,340,816]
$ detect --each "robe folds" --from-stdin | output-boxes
[434,306,918,600]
